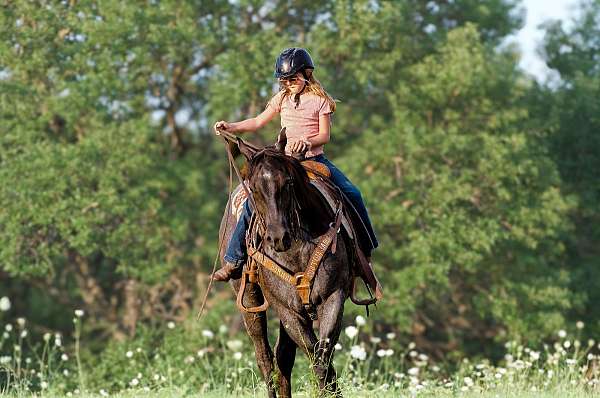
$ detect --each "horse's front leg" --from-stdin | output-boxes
[274,321,297,398]
[315,288,345,396]
[232,280,277,398]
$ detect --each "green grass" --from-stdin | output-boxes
[1,313,599,397]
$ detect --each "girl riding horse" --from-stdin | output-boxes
[213,47,378,281]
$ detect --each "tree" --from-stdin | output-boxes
[336,25,576,356]
[532,0,600,335]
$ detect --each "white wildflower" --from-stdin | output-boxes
[495,373,502,379]
[563,340,571,349]
[334,343,342,351]
[184,355,195,364]
[40,381,48,389]
[5,324,12,332]
[418,353,428,361]
[43,333,51,342]
[167,321,175,329]
[20,330,28,338]
[226,339,243,351]
[349,345,366,361]
[369,336,381,344]
[385,349,394,357]
[377,349,387,358]
[100,390,108,397]
[16,318,26,327]
[407,367,419,376]
[202,330,214,339]
[233,352,243,360]
[530,351,540,361]
[587,339,595,347]
[0,356,11,365]
[409,350,418,358]
[136,347,142,353]
[386,332,396,340]
[130,378,139,387]
[197,348,207,357]
[464,377,474,387]
[0,297,10,312]
[63,369,70,376]
[219,324,228,334]
[558,329,567,338]
[61,354,68,361]
[344,326,358,339]
[576,321,584,330]
[74,309,84,318]
[355,315,366,326]
[153,374,160,381]
[566,359,577,366]
[587,353,595,361]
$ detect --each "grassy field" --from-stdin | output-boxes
[1,313,598,397]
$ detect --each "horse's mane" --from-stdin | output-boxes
[248,147,331,235]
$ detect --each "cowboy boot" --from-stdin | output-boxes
[212,261,243,282]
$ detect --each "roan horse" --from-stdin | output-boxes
[219,131,356,397]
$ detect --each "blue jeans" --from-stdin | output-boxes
[223,155,378,264]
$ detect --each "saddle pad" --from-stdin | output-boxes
[301,160,331,179]
[231,184,248,221]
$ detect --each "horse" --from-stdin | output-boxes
[218,130,355,397]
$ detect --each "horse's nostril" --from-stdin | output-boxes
[266,235,272,242]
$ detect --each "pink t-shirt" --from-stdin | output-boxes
[267,91,333,158]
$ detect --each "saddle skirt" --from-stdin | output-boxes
[229,161,383,300]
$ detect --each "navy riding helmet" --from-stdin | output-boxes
[274,48,315,79]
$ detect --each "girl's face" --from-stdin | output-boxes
[279,72,306,94]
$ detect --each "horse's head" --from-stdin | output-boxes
[238,129,310,252]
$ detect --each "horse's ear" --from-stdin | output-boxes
[275,127,287,153]
[237,137,256,161]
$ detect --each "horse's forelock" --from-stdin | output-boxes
[248,149,311,197]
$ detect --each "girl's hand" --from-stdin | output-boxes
[289,139,312,154]
[213,121,231,135]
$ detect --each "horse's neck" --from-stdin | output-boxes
[298,182,332,238]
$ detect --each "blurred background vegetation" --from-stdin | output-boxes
[1,0,599,364]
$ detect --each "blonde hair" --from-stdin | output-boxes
[278,70,337,112]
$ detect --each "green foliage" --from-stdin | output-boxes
[336,25,577,349]
[532,0,600,336]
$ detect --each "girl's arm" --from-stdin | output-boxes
[308,113,331,147]
[214,106,278,135]
[289,113,331,153]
